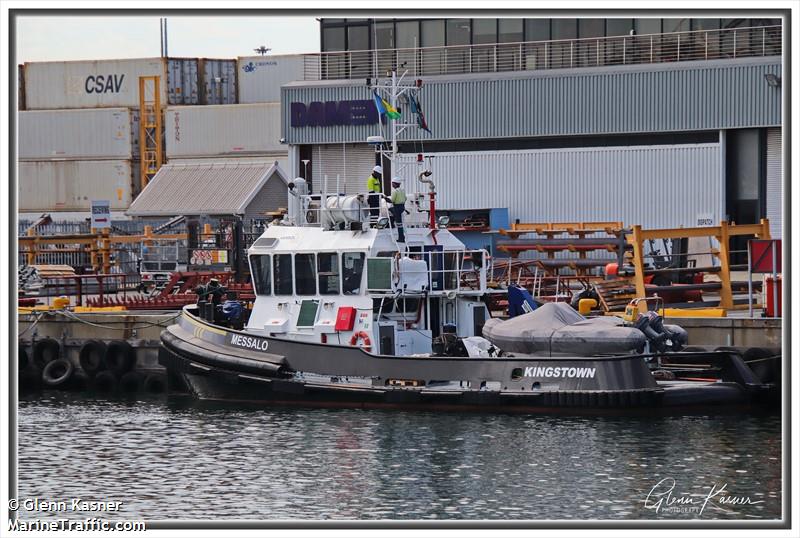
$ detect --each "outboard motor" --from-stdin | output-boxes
[508,285,538,317]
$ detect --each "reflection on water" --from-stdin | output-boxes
[18,392,781,520]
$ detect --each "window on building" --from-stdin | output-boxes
[662,19,690,33]
[473,18,497,44]
[250,255,271,296]
[273,254,293,295]
[422,19,445,47]
[295,253,316,295]
[446,19,471,45]
[525,19,550,41]
[607,18,633,36]
[322,27,345,52]
[499,19,524,42]
[348,25,369,50]
[691,19,721,31]
[375,21,395,49]
[342,252,365,295]
[317,253,340,295]
[551,18,577,39]
[635,18,662,35]
[721,19,750,28]
[579,18,605,38]
[396,20,420,48]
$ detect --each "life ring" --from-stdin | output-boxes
[349,331,372,353]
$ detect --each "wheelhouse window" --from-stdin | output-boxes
[342,252,366,295]
[295,253,317,295]
[273,254,293,295]
[317,252,340,295]
[250,254,272,296]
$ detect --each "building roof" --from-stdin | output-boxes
[126,161,289,217]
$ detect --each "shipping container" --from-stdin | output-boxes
[237,54,304,103]
[167,58,199,105]
[23,57,204,110]
[165,103,283,158]
[19,160,135,212]
[19,108,132,161]
[200,59,237,105]
[18,64,25,110]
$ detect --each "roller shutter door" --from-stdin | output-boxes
[766,128,782,239]
[311,144,376,194]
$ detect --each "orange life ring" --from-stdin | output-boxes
[349,331,372,352]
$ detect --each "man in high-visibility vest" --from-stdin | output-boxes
[366,165,382,218]
[389,177,407,243]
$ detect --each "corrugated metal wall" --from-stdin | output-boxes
[766,127,782,238]
[283,58,781,145]
[396,144,722,230]
[19,108,132,160]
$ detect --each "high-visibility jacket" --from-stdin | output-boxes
[367,174,382,193]
[390,188,407,205]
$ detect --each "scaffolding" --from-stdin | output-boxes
[138,76,163,189]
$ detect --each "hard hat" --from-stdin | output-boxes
[391,177,402,185]
[372,165,383,174]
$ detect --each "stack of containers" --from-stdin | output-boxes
[164,54,305,173]
[18,57,237,216]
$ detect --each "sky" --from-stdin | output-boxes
[16,16,320,63]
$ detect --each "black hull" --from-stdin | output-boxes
[157,309,776,414]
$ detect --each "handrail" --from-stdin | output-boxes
[303,25,782,80]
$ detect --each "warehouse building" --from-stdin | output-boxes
[282,17,783,238]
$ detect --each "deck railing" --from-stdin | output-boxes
[303,25,781,81]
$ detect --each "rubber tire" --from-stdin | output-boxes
[41,358,74,388]
[103,341,135,375]
[143,374,167,394]
[120,371,143,393]
[681,345,714,353]
[79,340,107,374]
[33,338,61,369]
[70,370,91,391]
[19,346,29,371]
[94,371,118,393]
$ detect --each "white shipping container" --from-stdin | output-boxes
[19,160,134,212]
[165,103,283,158]
[25,57,169,110]
[237,54,305,103]
[19,108,132,161]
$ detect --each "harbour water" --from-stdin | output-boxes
[18,392,781,521]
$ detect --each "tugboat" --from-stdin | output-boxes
[159,71,775,413]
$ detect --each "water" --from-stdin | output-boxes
[18,392,782,521]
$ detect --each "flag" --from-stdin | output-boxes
[408,92,431,134]
[373,89,400,120]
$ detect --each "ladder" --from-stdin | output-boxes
[138,76,163,190]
